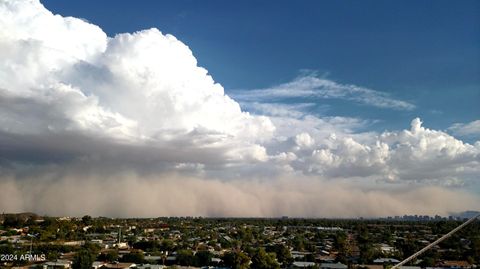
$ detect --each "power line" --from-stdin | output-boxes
[391,213,480,269]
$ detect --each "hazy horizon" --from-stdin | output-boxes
[3,209,479,219]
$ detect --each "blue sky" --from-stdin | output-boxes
[42,0,480,135]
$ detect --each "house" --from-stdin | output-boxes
[92,261,106,269]
[373,258,400,264]
[144,255,162,263]
[377,243,395,254]
[360,265,383,269]
[136,264,166,269]
[398,266,420,269]
[42,260,72,269]
[320,262,348,269]
[439,261,473,269]
[63,241,84,246]
[165,256,177,265]
[211,257,222,264]
[102,263,136,269]
[291,251,311,260]
[115,242,129,249]
[317,256,335,263]
[292,261,316,268]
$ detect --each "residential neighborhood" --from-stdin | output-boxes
[0,213,478,269]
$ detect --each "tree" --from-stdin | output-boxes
[395,235,419,260]
[251,248,280,269]
[334,232,348,264]
[470,237,480,264]
[98,250,118,263]
[81,215,92,226]
[126,235,137,246]
[357,226,377,263]
[273,244,293,266]
[195,250,213,266]
[293,235,306,251]
[419,257,435,267]
[83,241,101,256]
[238,227,254,242]
[133,240,161,251]
[72,249,95,269]
[46,251,60,262]
[177,249,195,266]
[3,215,21,228]
[223,250,250,269]
[121,250,145,264]
[160,239,175,252]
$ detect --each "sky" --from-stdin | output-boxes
[41,0,480,134]
[0,0,479,217]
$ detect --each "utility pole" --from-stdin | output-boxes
[118,227,121,244]
[29,236,33,255]
[391,213,480,269]
[27,233,37,255]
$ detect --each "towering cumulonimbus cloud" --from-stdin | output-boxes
[0,0,274,162]
[0,0,479,217]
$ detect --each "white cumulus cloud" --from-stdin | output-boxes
[448,120,480,138]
